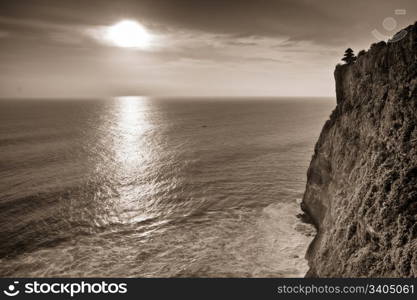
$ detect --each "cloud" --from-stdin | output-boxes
[0,0,416,98]
[2,1,416,48]
[0,30,9,38]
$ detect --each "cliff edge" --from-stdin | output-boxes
[302,22,417,277]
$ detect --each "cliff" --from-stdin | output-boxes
[302,22,417,277]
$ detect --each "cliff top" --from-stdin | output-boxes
[336,21,417,71]
[334,21,417,106]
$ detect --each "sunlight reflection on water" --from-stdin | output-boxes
[111,96,155,225]
[114,96,151,168]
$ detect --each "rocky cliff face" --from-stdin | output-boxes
[302,22,417,277]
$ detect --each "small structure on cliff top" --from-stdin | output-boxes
[341,48,357,64]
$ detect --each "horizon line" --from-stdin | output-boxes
[0,95,336,100]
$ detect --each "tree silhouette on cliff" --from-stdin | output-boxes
[342,48,357,64]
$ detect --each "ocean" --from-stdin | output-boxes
[0,97,334,277]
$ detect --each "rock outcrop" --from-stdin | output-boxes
[302,22,417,277]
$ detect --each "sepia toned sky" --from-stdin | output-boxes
[0,0,416,98]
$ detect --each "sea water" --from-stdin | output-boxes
[0,97,334,277]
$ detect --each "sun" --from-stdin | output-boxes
[106,20,152,49]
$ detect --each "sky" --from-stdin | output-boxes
[0,0,416,98]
